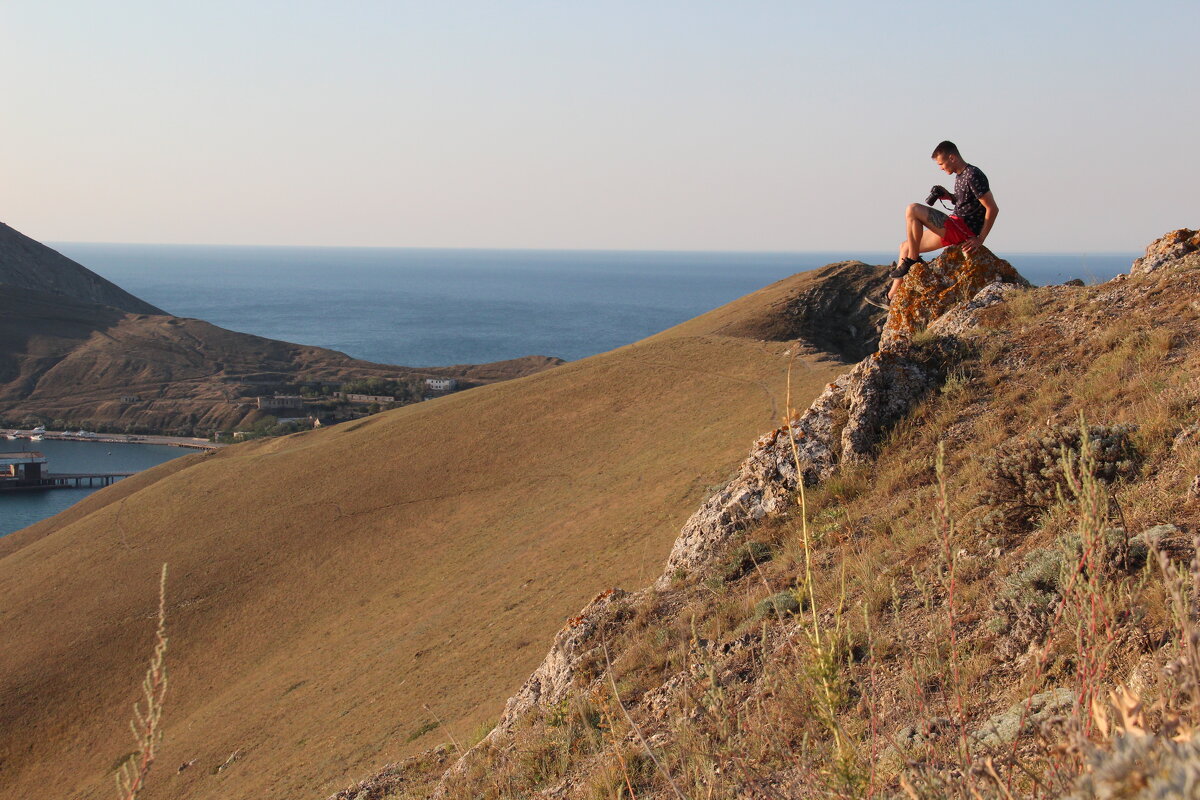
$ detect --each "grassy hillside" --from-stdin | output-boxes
[403,246,1200,799]
[0,261,886,800]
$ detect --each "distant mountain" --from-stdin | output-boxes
[0,222,164,314]
[0,224,561,434]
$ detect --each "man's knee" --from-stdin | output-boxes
[905,203,926,221]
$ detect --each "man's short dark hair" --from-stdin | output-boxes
[932,141,960,159]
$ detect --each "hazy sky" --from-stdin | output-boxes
[3,2,1196,252]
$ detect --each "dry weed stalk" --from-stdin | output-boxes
[1059,437,1120,743]
[1152,533,1200,726]
[783,362,856,784]
[1003,421,1119,782]
[116,564,169,800]
[933,444,973,786]
[602,642,687,800]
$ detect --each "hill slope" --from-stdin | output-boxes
[0,222,163,315]
[0,260,887,800]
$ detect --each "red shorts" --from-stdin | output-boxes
[941,215,976,247]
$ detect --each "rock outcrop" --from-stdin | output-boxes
[926,280,1020,338]
[880,245,1028,349]
[656,245,1026,586]
[1131,228,1200,275]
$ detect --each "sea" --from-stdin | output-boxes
[0,244,1137,536]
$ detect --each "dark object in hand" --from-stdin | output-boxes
[926,185,949,206]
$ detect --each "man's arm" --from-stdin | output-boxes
[964,191,998,253]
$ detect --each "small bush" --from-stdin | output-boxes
[754,590,802,620]
[722,541,774,581]
[989,528,1146,653]
[406,720,439,742]
[981,423,1139,529]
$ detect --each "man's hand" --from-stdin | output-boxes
[963,236,984,253]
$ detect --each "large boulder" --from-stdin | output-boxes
[881,245,1028,350]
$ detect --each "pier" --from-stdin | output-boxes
[41,472,135,489]
[0,452,135,492]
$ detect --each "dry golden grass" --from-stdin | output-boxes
[0,266,865,800]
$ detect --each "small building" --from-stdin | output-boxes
[120,395,142,404]
[257,395,306,412]
[337,393,396,405]
[425,378,457,393]
[0,452,48,487]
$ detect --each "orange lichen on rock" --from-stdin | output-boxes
[882,245,1027,347]
[565,589,620,629]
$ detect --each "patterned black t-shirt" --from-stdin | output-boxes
[952,164,990,235]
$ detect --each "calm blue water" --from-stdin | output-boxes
[0,440,192,536]
[51,244,1137,367]
[3,244,1135,536]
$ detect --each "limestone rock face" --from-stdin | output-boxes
[928,280,1020,338]
[840,350,936,465]
[431,588,634,797]
[653,349,943,586]
[492,588,631,736]
[652,375,848,589]
[881,245,1028,350]
[1131,228,1200,275]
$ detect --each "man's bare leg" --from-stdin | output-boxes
[889,229,948,299]
[889,204,948,299]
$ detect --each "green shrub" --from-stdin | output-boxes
[989,528,1146,644]
[981,423,1139,529]
[722,541,774,581]
[754,590,802,620]
[406,719,439,742]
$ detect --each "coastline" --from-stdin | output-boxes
[0,429,222,450]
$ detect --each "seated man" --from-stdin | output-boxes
[888,140,999,300]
